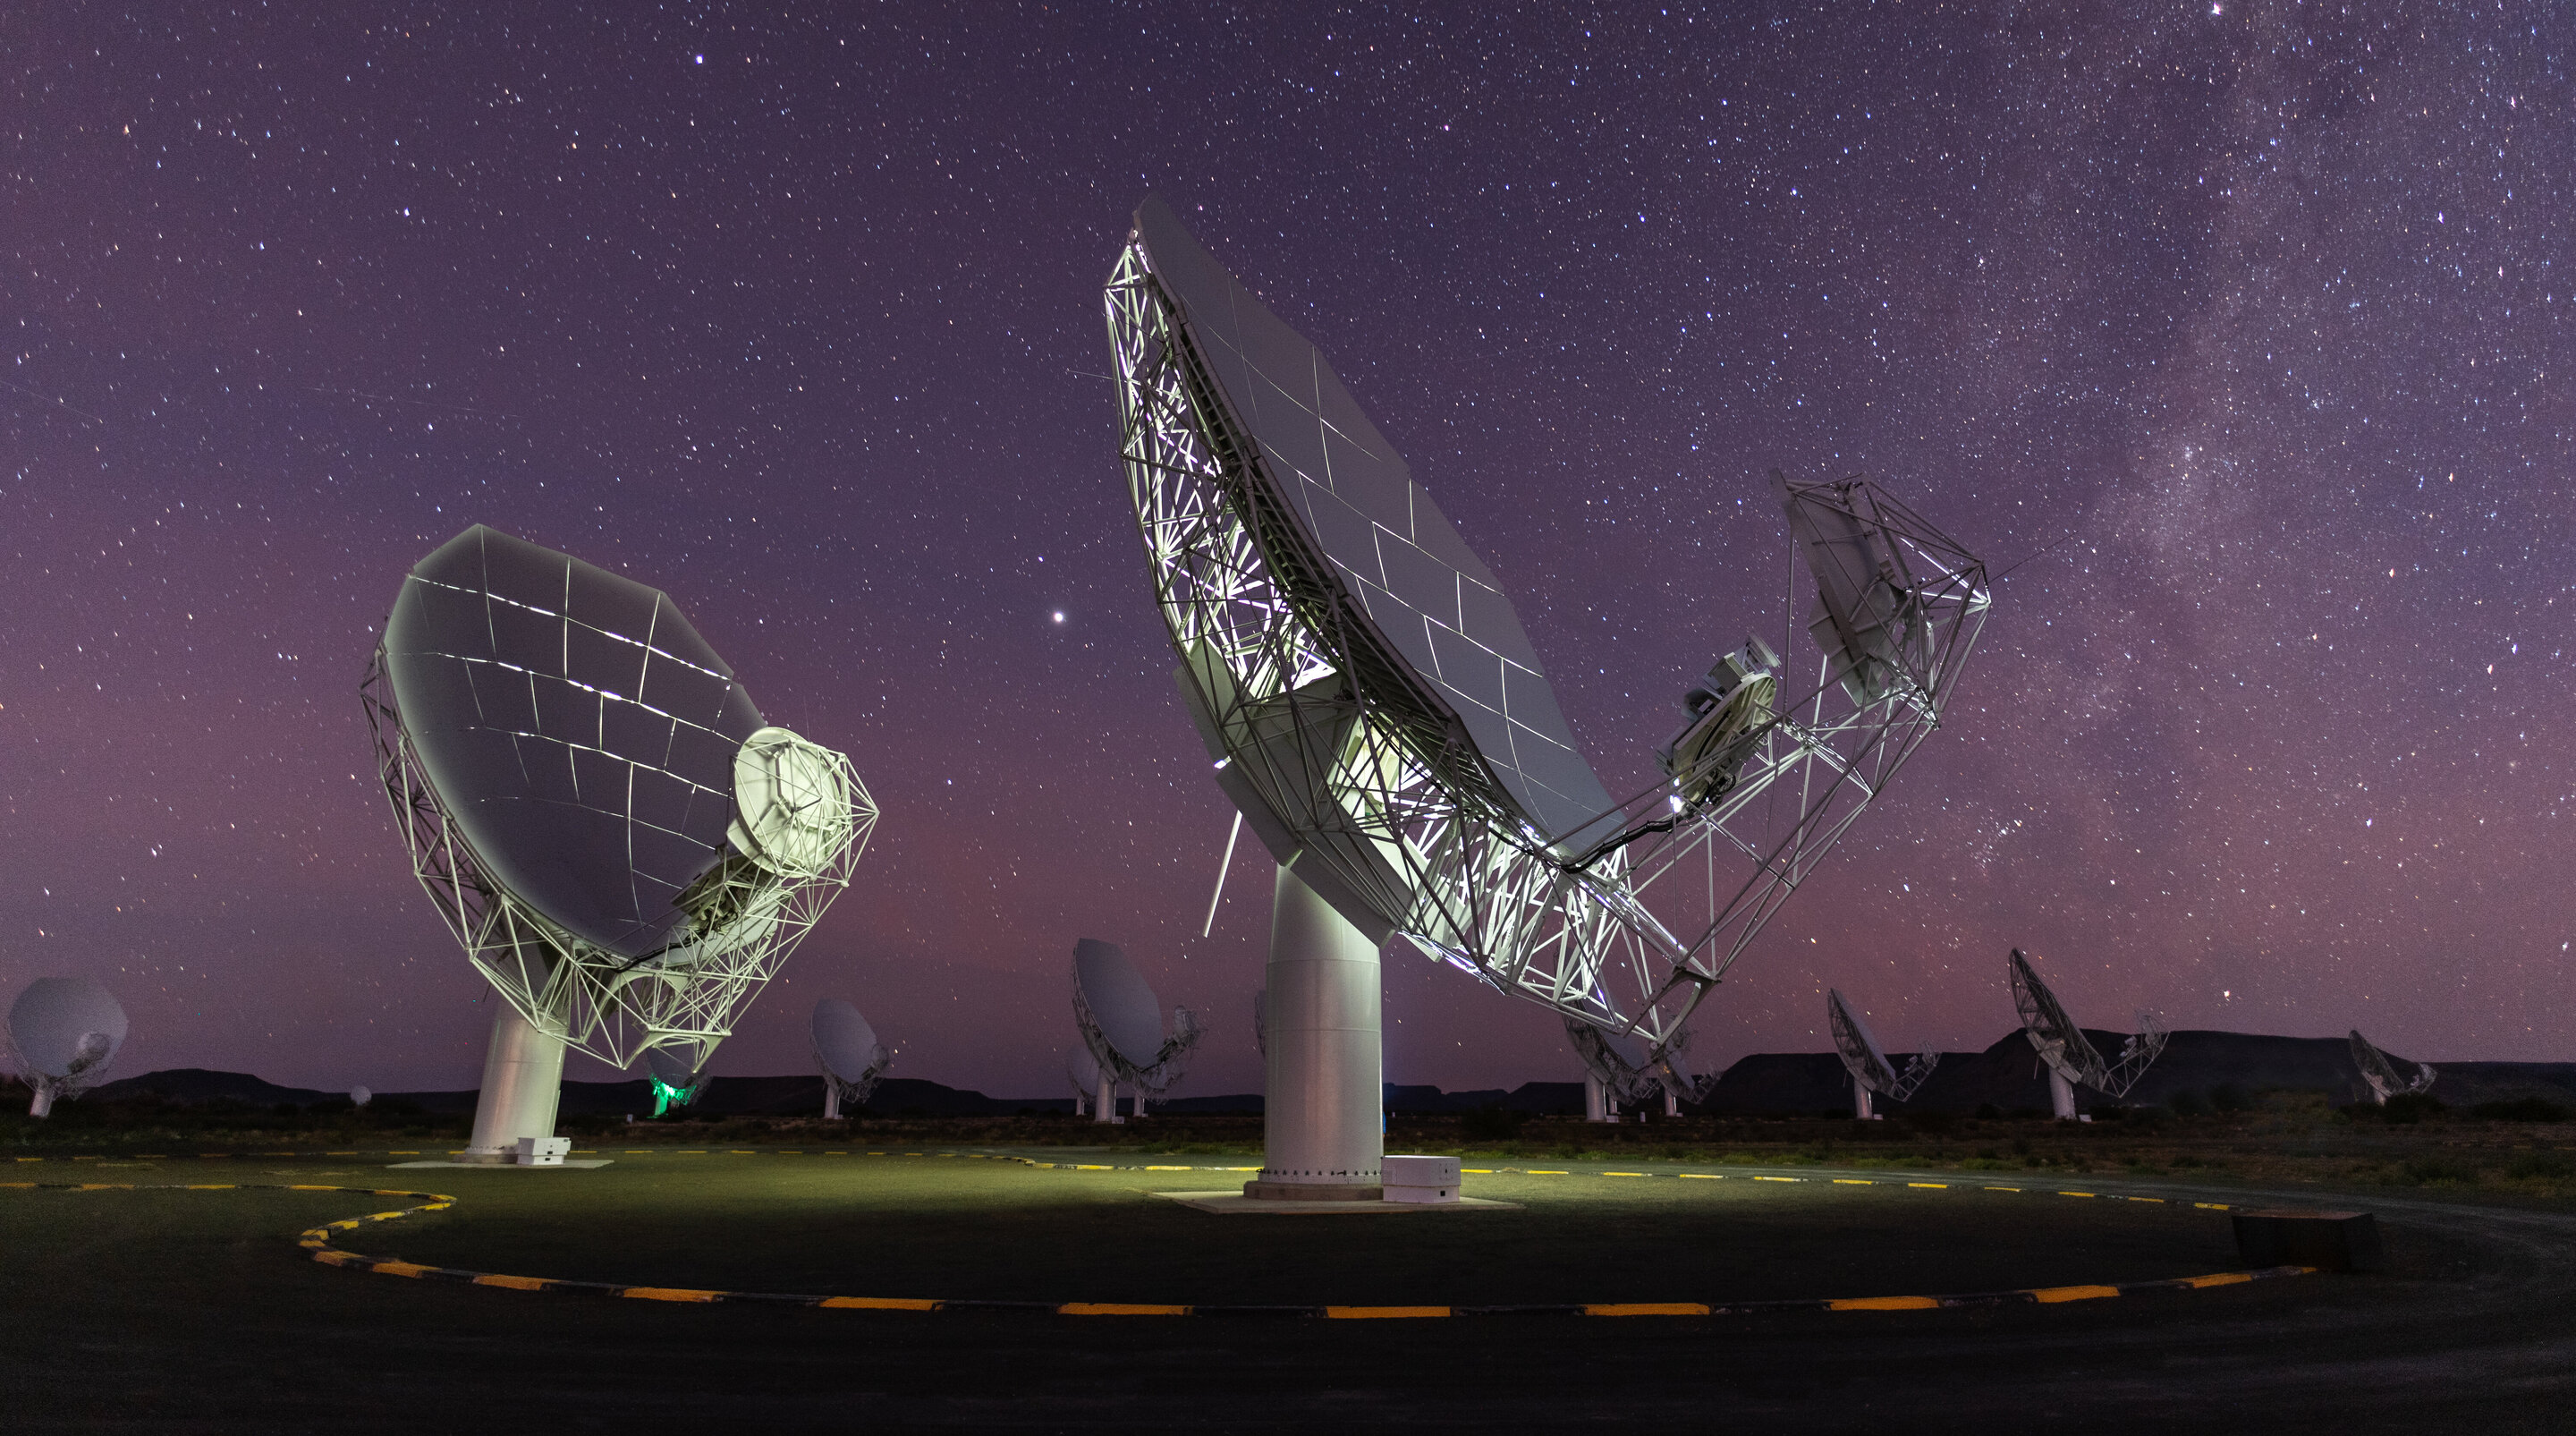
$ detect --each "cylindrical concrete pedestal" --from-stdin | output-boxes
[2049,1068,2079,1120]
[29,1087,55,1119]
[462,1007,565,1161]
[1245,862,1383,1201]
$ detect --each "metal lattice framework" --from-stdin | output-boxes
[2008,948,2166,1100]
[1106,235,1990,1055]
[2349,1029,2436,1104]
[362,650,877,1072]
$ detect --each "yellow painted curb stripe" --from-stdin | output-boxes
[1829,1295,1940,1311]
[1754,1176,1800,1183]
[1527,1169,1569,1175]
[2058,1191,2096,1198]
[475,1274,548,1290]
[2179,1271,2252,1288]
[1907,1182,1948,1189]
[1326,1305,1451,1320]
[622,1287,721,1303]
[1602,1171,1649,1177]
[1679,1173,1722,1180]
[1586,1303,1712,1316]
[1059,1303,1190,1316]
[819,1296,939,1311]
[1833,1178,1873,1185]
[372,1262,434,1278]
[2029,1284,2122,1304]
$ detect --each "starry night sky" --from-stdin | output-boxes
[6,5,2569,1098]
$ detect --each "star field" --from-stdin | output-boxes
[4,4,2569,1095]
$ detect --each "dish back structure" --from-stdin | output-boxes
[2348,1030,2436,1105]
[1105,198,1989,1055]
[6,977,128,1117]
[1827,988,1937,1102]
[362,525,877,1072]
[2008,948,2165,1100]
[1071,939,1204,1096]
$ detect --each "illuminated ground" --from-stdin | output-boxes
[5,1147,2573,1431]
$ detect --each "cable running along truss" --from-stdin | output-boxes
[1105,206,1991,1056]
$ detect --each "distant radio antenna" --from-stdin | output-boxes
[1071,939,1203,1124]
[6,978,128,1119]
[2008,948,2165,1117]
[1566,1016,1708,1120]
[812,999,893,1119]
[2348,1030,2436,1105]
[1826,988,1937,1120]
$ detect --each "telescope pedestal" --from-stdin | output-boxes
[462,1008,565,1162]
[1245,862,1383,1202]
[2049,1068,2079,1121]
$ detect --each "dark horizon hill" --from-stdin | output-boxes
[56,1029,2576,1121]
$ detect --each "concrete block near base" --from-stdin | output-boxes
[1383,1154,1462,1204]
[2232,1209,2384,1272]
[514,1136,571,1168]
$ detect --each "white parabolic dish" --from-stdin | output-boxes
[810,998,883,1083]
[1072,939,1165,1069]
[8,978,128,1080]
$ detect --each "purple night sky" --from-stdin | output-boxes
[4,6,2568,1098]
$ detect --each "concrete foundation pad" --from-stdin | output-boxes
[389,1160,615,1169]
[1156,1191,1520,1215]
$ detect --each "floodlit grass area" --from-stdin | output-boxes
[215,1151,2264,1305]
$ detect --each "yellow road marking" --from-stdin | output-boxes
[2179,1271,2252,1288]
[819,1296,939,1311]
[2029,1284,2121,1304]
[1679,1173,1722,1180]
[371,1262,434,1278]
[1060,1303,1190,1316]
[1829,1295,1940,1311]
[1833,1178,1873,1185]
[1603,1171,1649,1177]
[2058,1191,2096,1198]
[1586,1302,1711,1316]
[1754,1176,1800,1183]
[622,1287,722,1303]
[475,1274,548,1291]
[1326,1305,1450,1320]
[1527,1170,1569,1176]
[1907,1182,1948,1189]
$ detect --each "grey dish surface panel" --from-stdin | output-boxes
[811,998,881,1081]
[1073,938,1166,1069]
[382,525,766,959]
[8,977,128,1077]
[1132,198,1617,844]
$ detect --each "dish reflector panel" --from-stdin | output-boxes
[7,978,127,1080]
[1826,989,1900,1094]
[1130,199,1617,845]
[380,524,766,957]
[810,998,883,1084]
[1072,939,1166,1069]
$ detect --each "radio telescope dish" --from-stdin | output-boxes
[1071,939,1204,1122]
[1105,197,1990,1060]
[812,998,893,1119]
[2008,948,2165,1117]
[1067,1048,1103,1117]
[6,978,128,1118]
[350,1086,372,1108]
[644,1044,709,1117]
[1567,1016,1709,1119]
[363,525,877,1155]
[2349,1030,2436,1105]
[1826,988,1936,1120]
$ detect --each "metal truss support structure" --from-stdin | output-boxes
[361,652,877,1074]
[1107,239,1990,1058]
